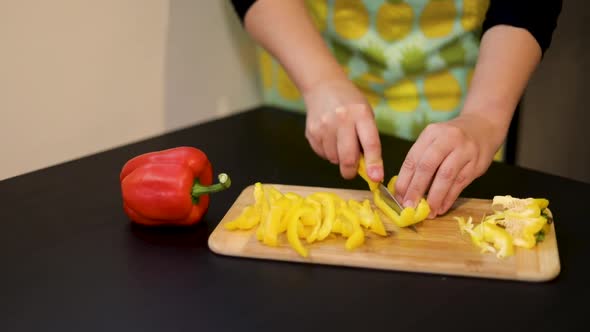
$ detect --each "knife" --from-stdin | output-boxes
[377,182,419,233]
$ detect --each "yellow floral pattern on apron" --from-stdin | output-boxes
[256,0,504,162]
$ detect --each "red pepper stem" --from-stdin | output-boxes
[192,173,231,197]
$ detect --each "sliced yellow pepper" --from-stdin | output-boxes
[263,204,285,247]
[265,186,283,203]
[348,199,387,236]
[224,205,260,230]
[287,200,310,258]
[331,217,343,234]
[279,195,302,233]
[303,197,323,243]
[301,197,321,226]
[255,184,271,241]
[308,192,338,241]
[339,204,365,250]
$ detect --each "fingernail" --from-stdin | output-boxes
[404,200,415,209]
[428,211,436,219]
[368,166,383,181]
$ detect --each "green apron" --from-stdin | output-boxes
[256,0,504,161]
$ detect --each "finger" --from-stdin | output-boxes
[402,139,453,208]
[439,162,474,215]
[305,123,326,160]
[425,150,470,218]
[353,105,383,182]
[337,121,360,179]
[319,113,339,164]
[308,136,326,160]
[395,128,437,202]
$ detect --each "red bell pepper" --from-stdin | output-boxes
[119,146,231,226]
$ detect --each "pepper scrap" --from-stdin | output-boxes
[456,216,514,258]
[486,195,552,249]
[455,195,553,258]
[357,156,431,228]
[120,147,231,226]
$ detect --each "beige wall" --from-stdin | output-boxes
[0,0,261,181]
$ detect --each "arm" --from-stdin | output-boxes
[394,0,562,218]
[239,0,346,93]
[229,0,384,182]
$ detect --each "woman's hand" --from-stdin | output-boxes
[394,24,545,218]
[394,113,506,218]
[303,79,384,182]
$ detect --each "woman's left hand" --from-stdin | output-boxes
[393,113,506,218]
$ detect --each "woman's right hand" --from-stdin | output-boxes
[303,79,384,183]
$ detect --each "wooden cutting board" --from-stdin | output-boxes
[208,184,560,282]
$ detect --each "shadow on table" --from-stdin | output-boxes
[127,222,209,249]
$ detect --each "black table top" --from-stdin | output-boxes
[2,106,589,331]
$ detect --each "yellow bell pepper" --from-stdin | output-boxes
[357,154,379,191]
[387,175,398,194]
[357,156,431,229]
[373,190,430,228]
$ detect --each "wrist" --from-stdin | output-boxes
[458,109,510,156]
[298,63,349,95]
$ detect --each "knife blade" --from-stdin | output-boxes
[377,183,419,233]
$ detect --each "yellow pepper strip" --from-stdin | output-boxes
[348,199,387,236]
[331,217,343,234]
[280,196,302,233]
[297,223,313,239]
[301,198,321,226]
[284,192,303,201]
[309,192,338,241]
[287,201,310,257]
[340,219,354,237]
[456,216,514,258]
[357,154,379,191]
[255,187,271,241]
[263,204,284,247]
[339,205,365,250]
[304,198,323,243]
[265,186,283,203]
[347,200,367,226]
[224,206,260,230]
